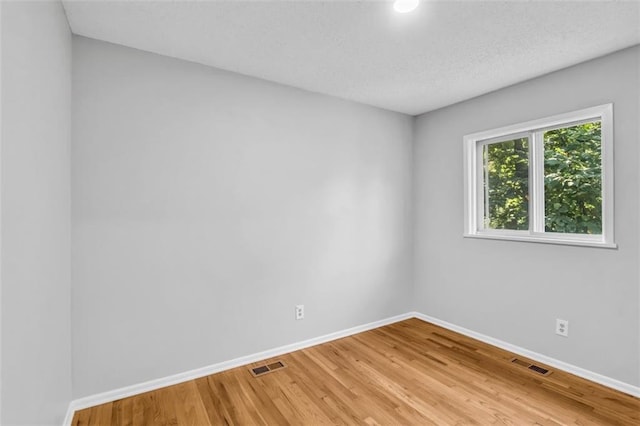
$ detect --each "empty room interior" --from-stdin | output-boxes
[1,0,640,425]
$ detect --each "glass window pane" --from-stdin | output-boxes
[483,137,529,230]
[544,121,602,234]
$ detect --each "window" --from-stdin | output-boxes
[463,104,614,248]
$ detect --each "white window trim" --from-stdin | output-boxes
[463,104,615,249]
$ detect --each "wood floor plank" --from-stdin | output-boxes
[197,373,240,425]
[72,318,640,425]
[94,403,114,426]
[71,406,92,426]
[112,398,133,426]
[169,381,210,426]
[194,376,233,425]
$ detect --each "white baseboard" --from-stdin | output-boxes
[63,312,413,425]
[64,310,640,425]
[412,312,640,398]
[62,404,75,426]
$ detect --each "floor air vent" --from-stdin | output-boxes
[250,361,286,377]
[528,364,550,375]
[510,358,552,376]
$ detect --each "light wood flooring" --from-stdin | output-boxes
[72,318,640,425]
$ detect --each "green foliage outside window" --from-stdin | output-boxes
[544,122,602,234]
[484,138,529,230]
[483,122,602,234]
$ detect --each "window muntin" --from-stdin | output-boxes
[464,104,614,248]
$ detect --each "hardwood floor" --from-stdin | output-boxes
[72,318,640,425]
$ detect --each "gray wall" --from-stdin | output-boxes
[413,46,640,387]
[1,1,72,424]
[71,37,413,397]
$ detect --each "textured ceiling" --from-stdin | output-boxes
[62,0,640,115]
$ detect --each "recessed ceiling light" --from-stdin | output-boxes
[394,0,419,14]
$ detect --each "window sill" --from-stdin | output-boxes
[463,232,617,249]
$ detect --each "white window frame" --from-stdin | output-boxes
[463,104,615,248]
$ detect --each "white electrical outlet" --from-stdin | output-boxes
[556,319,569,337]
[295,305,304,320]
